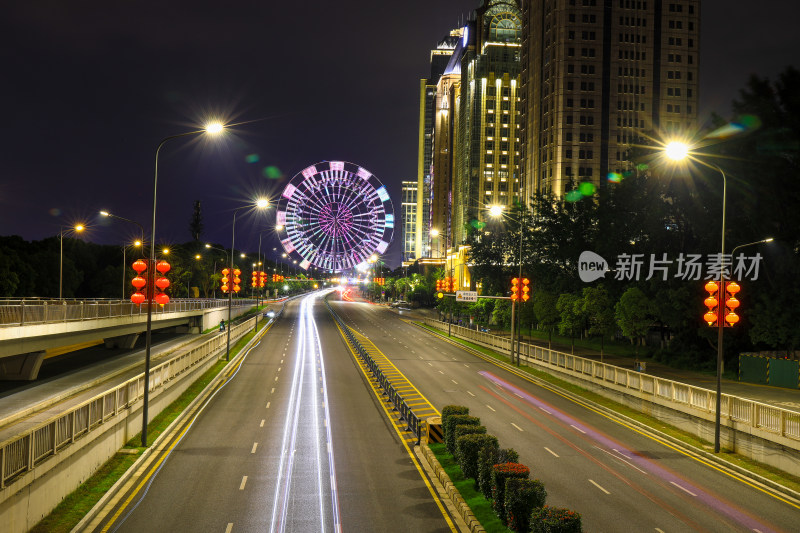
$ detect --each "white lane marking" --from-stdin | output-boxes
[252,443,258,454]
[486,405,496,412]
[266,402,271,409]
[271,388,275,393]
[511,423,524,432]
[589,479,610,494]
[670,481,697,497]
[275,376,279,381]
[514,393,523,398]
[570,424,586,434]
[655,529,665,533]
[240,476,248,490]
[544,447,559,458]
[464,364,470,368]
[438,370,444,374]
[278,367,281,372]
[467,391,476,397]
[427,362,433,366]
[281,359,284,364]
[451,380,458,384]
[225,523,233,533]
[606,449,648,475]
[539,406,552,414]
[260,419,265,427]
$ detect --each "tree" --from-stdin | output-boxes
[581,284,616,361]
[615,287,652,355]
[533,291,560,349]
[556,293,582,354]
[189,200,204,242]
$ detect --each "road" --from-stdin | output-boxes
[333,300,800,533]
[93,293,454,533]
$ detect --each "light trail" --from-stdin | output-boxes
[269,292,341,532]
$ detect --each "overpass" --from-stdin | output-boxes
[0,298,259,380]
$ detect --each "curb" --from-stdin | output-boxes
[418,445,485,533]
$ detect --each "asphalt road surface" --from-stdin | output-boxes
[98,292,453,533]
[332,300,800,533]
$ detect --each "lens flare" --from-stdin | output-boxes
[245,153,260,163]
[263,166,283,179]
[578,182,596,196]
[565,190,583,202]
[607,172,623,183]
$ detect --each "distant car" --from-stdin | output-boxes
[263,310,275,318]
[391,300,409,308]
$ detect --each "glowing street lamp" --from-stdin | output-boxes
[225,198,270,361]
[141,121,226,447]
[489,204,525,366]
[59,223,85,299]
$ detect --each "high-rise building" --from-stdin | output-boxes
[417,29,462,260]
[452,0,523,246]
[400,180,418,263]
[519,0,700,197]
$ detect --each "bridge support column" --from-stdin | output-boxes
[0,351,45,380]
[103,333,140,350]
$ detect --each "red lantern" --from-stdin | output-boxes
[155,277,170,290]
[221,284,229,293]
[725,311,740,325]
[704,280,718,294]
[233,268,241,276]
[703,311,717,324]
[222,268,230,276]
[155,292,170,305]
[726,281,740,295]
[221,276,229,284]
[233,276,241,285]
[131,292,145,305]
[233,284,241,293]
[131,276,146,289]
[156,260,171,274]
[703,296,718,309]
[132,259,148,273]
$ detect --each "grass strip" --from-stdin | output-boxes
[429,443,510,533]
[29,319,271,532]
[418,323,800,494]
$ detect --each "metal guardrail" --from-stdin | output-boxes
[421,318,800,445]
[326,301,422,444]
[0,298,257,328]
[0,316,256,489]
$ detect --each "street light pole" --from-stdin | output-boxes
[141,123,224,448]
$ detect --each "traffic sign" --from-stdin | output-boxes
[456,290,478,302]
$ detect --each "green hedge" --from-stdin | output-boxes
[478,447,518,499]
[530,506,582,532]
[454,425,486,463]
[456,433,498,481]
[445,415,480,454]
[441,405,469,431]
[504,478,546,532]
[491,463,529,524]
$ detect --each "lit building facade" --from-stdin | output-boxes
[452,0,523,246]
[519,0,700,197]
[400,180,418,263]
[417,29,461,260]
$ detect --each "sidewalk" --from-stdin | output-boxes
[395,307,800,414]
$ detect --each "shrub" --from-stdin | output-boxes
[444,415,480,454]
[504,478,546,532]
[441,405,469,433]
[478,447,518,499]
[490,463,529,524]
[456,434,498,481]
[453,425,486,463]
[530,506,583,533]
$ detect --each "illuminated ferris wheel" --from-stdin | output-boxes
[276,161,394,272]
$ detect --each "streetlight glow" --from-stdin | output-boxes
[665,141,689,161]
[256,198,269,209]
[489,205,504,218]
[205,122,224,134]
[430,229,439,237]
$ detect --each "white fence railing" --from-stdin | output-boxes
[0,317,255,489]
[0,298,256,328]
[421,318,800,444]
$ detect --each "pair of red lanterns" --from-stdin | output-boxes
[251,270,267,288]
[510,277,530,302]
[130,259,171,306]
[221,268,241,293]
[703,280,740,326]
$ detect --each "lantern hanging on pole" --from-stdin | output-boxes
[703,280,719,326]
[132,259,147,274]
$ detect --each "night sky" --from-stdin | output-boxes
[1,1,798,268]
